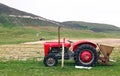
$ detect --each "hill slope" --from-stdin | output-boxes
[0,3,59,27]
[0,3,37,17]
[62,21,120,32]
[0,3,120,32]
[0,3,120,44]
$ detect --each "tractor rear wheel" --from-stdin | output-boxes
[43,54,58,67]
[74,44,98,66]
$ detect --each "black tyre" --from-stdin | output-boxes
[74,44,98,66]
[43,54,58,67]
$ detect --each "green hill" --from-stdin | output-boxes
[0,3,58,27]
[0,3,37,16]
[1,25,120,45]
[62,21,120,32]
[0,3,120,44]
[0,3,120,32]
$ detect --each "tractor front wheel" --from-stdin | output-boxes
[43,54,58,67]
[74,44,98,66]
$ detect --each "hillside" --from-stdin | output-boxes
[0,3,38,17]
[0,3,120,32]
[0,3,59,27]
[62,21,120,32]
[0,3,120,44]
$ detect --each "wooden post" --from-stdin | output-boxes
[58,26,61,51]
[61,38,65,68]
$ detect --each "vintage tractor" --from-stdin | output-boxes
[43,27,114,67]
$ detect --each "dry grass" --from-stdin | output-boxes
[0,44,44,61]
[0,38,120,62]
[110,47,120,60]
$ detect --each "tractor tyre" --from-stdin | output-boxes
[43,54,58,67]
[74,44,98,66]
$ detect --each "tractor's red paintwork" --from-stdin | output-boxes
[72,40,96,52]
[44,42,71,56]
[80,50,93,63]
[44,40,96,56]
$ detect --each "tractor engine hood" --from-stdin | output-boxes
[44,42,71,47]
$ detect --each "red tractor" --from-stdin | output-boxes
[43,26,99,67]
[43,40,98,67]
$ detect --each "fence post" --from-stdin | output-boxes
[61,38,65,68]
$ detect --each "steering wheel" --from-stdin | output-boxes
[67,40,74,43]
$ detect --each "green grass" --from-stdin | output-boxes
[0,59,120,76]
[0,24,120,76]
[0,25,120,44]
[0,47,119,76]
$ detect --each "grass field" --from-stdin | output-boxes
[0,25,120,44]
[0,44,120,76]
[0,50,120,76]
[0,25,120,76]
[0,59,120,76]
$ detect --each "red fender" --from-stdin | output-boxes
[72,40,96,52]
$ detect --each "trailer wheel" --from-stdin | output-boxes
[74,44,98,66]
[43,54,58,67]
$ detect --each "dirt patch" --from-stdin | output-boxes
[0,38,120,61]
[23,38,120,47]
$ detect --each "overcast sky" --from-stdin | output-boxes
[0,0,120,27]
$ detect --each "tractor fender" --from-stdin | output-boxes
[72,40,96,52]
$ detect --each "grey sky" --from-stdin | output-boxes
[0,0,120,27]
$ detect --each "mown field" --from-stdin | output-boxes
[0,25,120,76]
